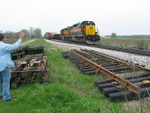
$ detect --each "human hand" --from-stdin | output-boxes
[19,32,25,40]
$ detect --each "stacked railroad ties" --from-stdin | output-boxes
[62,49,150,102]
[11,45,49,88]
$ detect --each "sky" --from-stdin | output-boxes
[0,0,150,36]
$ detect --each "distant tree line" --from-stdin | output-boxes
[106,33,150,39]
[116,35,150,39]
[1,27,42,38]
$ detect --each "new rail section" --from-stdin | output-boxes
[62,49,150,101]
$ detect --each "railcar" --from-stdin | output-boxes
[53,34,61,40]
[44,32,53,39]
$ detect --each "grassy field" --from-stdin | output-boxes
[22,38,36,42]
[1,38,149,113]
[101,38,150,50]
[5,38,18,44]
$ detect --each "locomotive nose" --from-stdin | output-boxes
[89,27,93,34]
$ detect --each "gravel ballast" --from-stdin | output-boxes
[45,39,150,69]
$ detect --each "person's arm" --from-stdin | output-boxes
[3,33,25,51]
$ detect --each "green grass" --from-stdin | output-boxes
[0,39,124,113]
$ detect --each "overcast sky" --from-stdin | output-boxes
[0,0,150,35]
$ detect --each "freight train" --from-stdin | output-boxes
[44,21,100,44]
[44,32,61,40]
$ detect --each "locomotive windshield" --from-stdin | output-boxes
[88,21,95,26]
[80,21,95,27]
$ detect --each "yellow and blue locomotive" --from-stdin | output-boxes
[60,21,100,44]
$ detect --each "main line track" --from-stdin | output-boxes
[48,39,150,56]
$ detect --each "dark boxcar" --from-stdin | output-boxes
[53,34,61,40]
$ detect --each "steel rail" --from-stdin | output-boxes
[98,45,150,56]
[69,50,141,94]
[81,49,150,72]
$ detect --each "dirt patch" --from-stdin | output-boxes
[123,98,150,113]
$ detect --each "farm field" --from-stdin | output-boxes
[4,38,34,44]
[4,38,18,44]
[101,38,150,50]
[0,38,150,113]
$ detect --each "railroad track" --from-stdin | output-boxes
[62,49,150,102]
[98,45,150,56]
[48,39,150,56]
